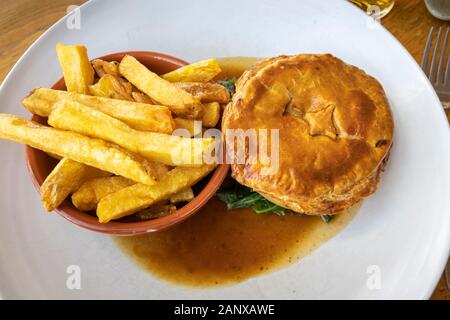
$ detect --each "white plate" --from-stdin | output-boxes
[0,0,449,299]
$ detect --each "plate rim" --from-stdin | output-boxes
[0,0,449,299]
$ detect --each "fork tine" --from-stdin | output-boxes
[422,26,434,72]
[445,52,450,84]
[430,27,442,82]
[437,27,449,84]
[444,28,450,85]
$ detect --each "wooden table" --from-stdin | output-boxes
[0,0,448,299]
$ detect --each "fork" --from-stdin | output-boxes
[421,26,450,110]
[422,26,450,291]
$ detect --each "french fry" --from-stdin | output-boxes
[72,175,188,211]
[173,118,202,137]
[119,55,204,119]
[88,74,133,101]
[162,59,221,83]
[55,44,94,94]
[41,158,110,211]
[55,44,100,210]
[48,100,215,166]
[170,187,194,204]
[0,114,158,185]
[172,82,230,103]
[97,165,216,223]
[136,204,177,220]
[131,91,156,104]
[72,176,136,211]
[91,59,120,77]
[173,102,221,135]
[201,102,221,128]
[22,88,174,133]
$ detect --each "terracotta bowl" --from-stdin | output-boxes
[25,51,229,235]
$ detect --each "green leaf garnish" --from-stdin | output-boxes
[217,180,332,222]
[216,183,285,216]
[218,77,237,97]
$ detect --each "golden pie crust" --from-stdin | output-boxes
[222,54,394,215]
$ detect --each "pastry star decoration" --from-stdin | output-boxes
[303,104,337,139]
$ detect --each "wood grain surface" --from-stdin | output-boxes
[0,0,448,299]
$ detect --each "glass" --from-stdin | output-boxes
[349,0,395,18]
[424,0,450,21]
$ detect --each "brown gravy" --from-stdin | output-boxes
[214,57,263,79]
[113,57,360,287]
[114,198,359,287]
